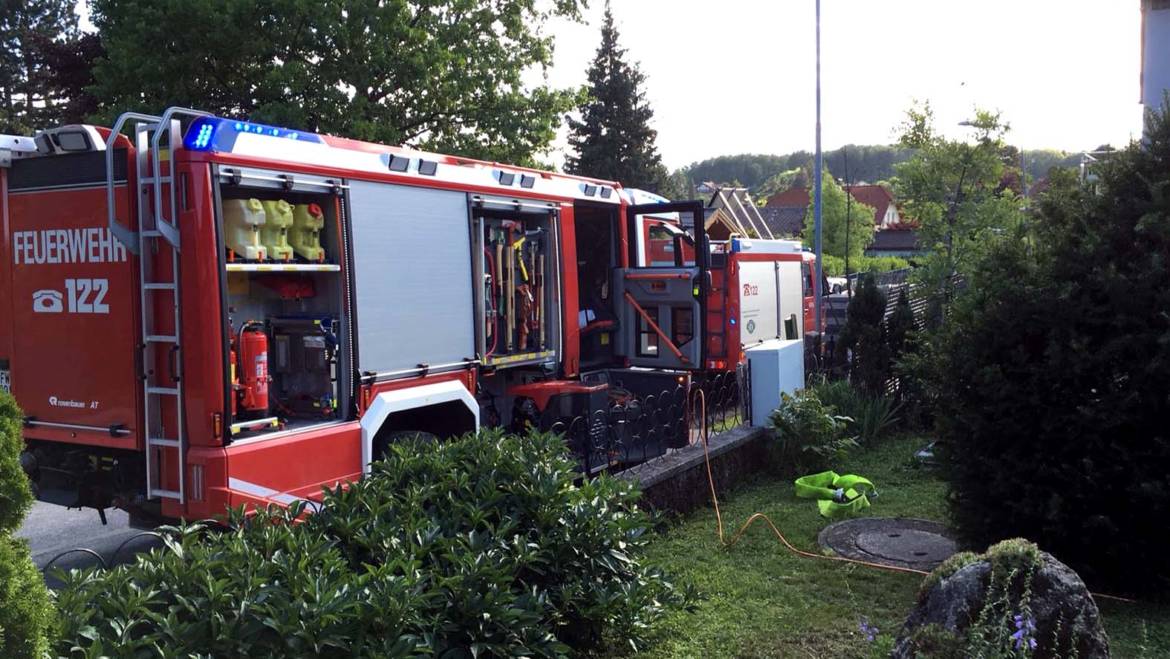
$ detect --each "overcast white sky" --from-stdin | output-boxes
[78,1,1146,170]
[542,0,1145,169]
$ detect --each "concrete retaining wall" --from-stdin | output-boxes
[617,425,770,514]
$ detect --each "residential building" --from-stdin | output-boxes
[764,187,809,209]
[865,228,922,259]
[762,188,810,239]
[703,207,742,241]
[764,184,923,256]
[843,184,901,229]
[707,187,774,238]
[1143,0,1170,114]
[758,207,805,239]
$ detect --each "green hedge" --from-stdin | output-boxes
[54,431,689,657]
[0,536,55,659]
[0,392,32,534]
[0,391,54,658]
[821,254,910,277]
[914,104,1170,592]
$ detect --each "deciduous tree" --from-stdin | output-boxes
[89,0,583,166]
[0,0,92,133]
[910,101,1170,592]
[802,170,875,262]
[894,103,1025,296]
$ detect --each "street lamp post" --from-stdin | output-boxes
[813,0,824,335]
[842,146,852,298]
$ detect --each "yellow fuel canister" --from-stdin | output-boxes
[223,198,267,260]
[291,203,326,261]
[259,199,295,261]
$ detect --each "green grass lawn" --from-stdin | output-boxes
[639,435,1170,658]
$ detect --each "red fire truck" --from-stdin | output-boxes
[0,108,808,522]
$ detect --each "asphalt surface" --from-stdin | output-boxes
[16,489,163,581]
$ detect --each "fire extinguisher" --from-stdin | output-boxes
[229,330,238,416]
[237,321,270,413]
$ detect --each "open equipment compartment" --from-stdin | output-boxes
[472,196,561,370]
[213,165,353,438]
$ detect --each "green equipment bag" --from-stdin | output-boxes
[794,471,876,519]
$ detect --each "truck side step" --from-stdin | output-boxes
[149,488,182,500]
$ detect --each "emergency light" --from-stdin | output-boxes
[184,116,324,153]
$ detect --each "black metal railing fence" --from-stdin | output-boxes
[550,366,751,476]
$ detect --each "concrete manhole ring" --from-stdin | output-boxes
[817,517,957,571]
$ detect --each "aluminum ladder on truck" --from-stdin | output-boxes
[105,108,210,505]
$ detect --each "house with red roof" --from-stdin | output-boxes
[763,184,923,257]
[845,184,902,229]
[764,184,905,229]
[764,188,809,209]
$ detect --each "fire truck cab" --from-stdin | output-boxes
[0,109,805,522]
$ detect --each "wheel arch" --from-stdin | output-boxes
[359,380,479,473]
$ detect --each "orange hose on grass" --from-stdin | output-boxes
[690,389,1136,603]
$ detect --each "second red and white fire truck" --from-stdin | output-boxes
[0,108,812,522]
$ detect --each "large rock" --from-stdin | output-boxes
[892,539,1109,659]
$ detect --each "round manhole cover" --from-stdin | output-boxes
[818,518,958,570]
[856,529,956,563]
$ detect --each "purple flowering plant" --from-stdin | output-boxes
[1011,613,1038,652]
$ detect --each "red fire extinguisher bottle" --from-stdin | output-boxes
[238,322,270,413]
[229,330,239,417]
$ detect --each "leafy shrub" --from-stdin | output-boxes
[768,389,857,473]
[307,430,686,653]
[810,378,900,446]
[835,274,891,396]
[914,102,1170,592]
[0,391,33,533]
[0,536,55,659]
[821,254,911,277]
[864,255,912,273]
[55,430,688,657]
[0,392,53,659]
[56,510,426,658]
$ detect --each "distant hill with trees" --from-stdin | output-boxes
[679,145,1084,198]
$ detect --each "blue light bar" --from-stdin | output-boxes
[183,116,324,153]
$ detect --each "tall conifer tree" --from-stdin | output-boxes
[0,0,92,133]
[566,2,668,191]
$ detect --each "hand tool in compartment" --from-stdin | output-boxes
[483,245,497,356]
[538,253,546,349]
[506,242,516,352]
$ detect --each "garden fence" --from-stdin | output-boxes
[551,366,752,476]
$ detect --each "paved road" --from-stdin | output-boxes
[16,490,162,580]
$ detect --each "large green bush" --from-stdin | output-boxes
[810,378,899,446]
[55,430,688,657]
[835,274,891,396]
[821,254,910,277]
[0,391,55,659]
[0,536,55,659]
[769,389,857,474]
[0,391,33,533]
[915,104,1170,592]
